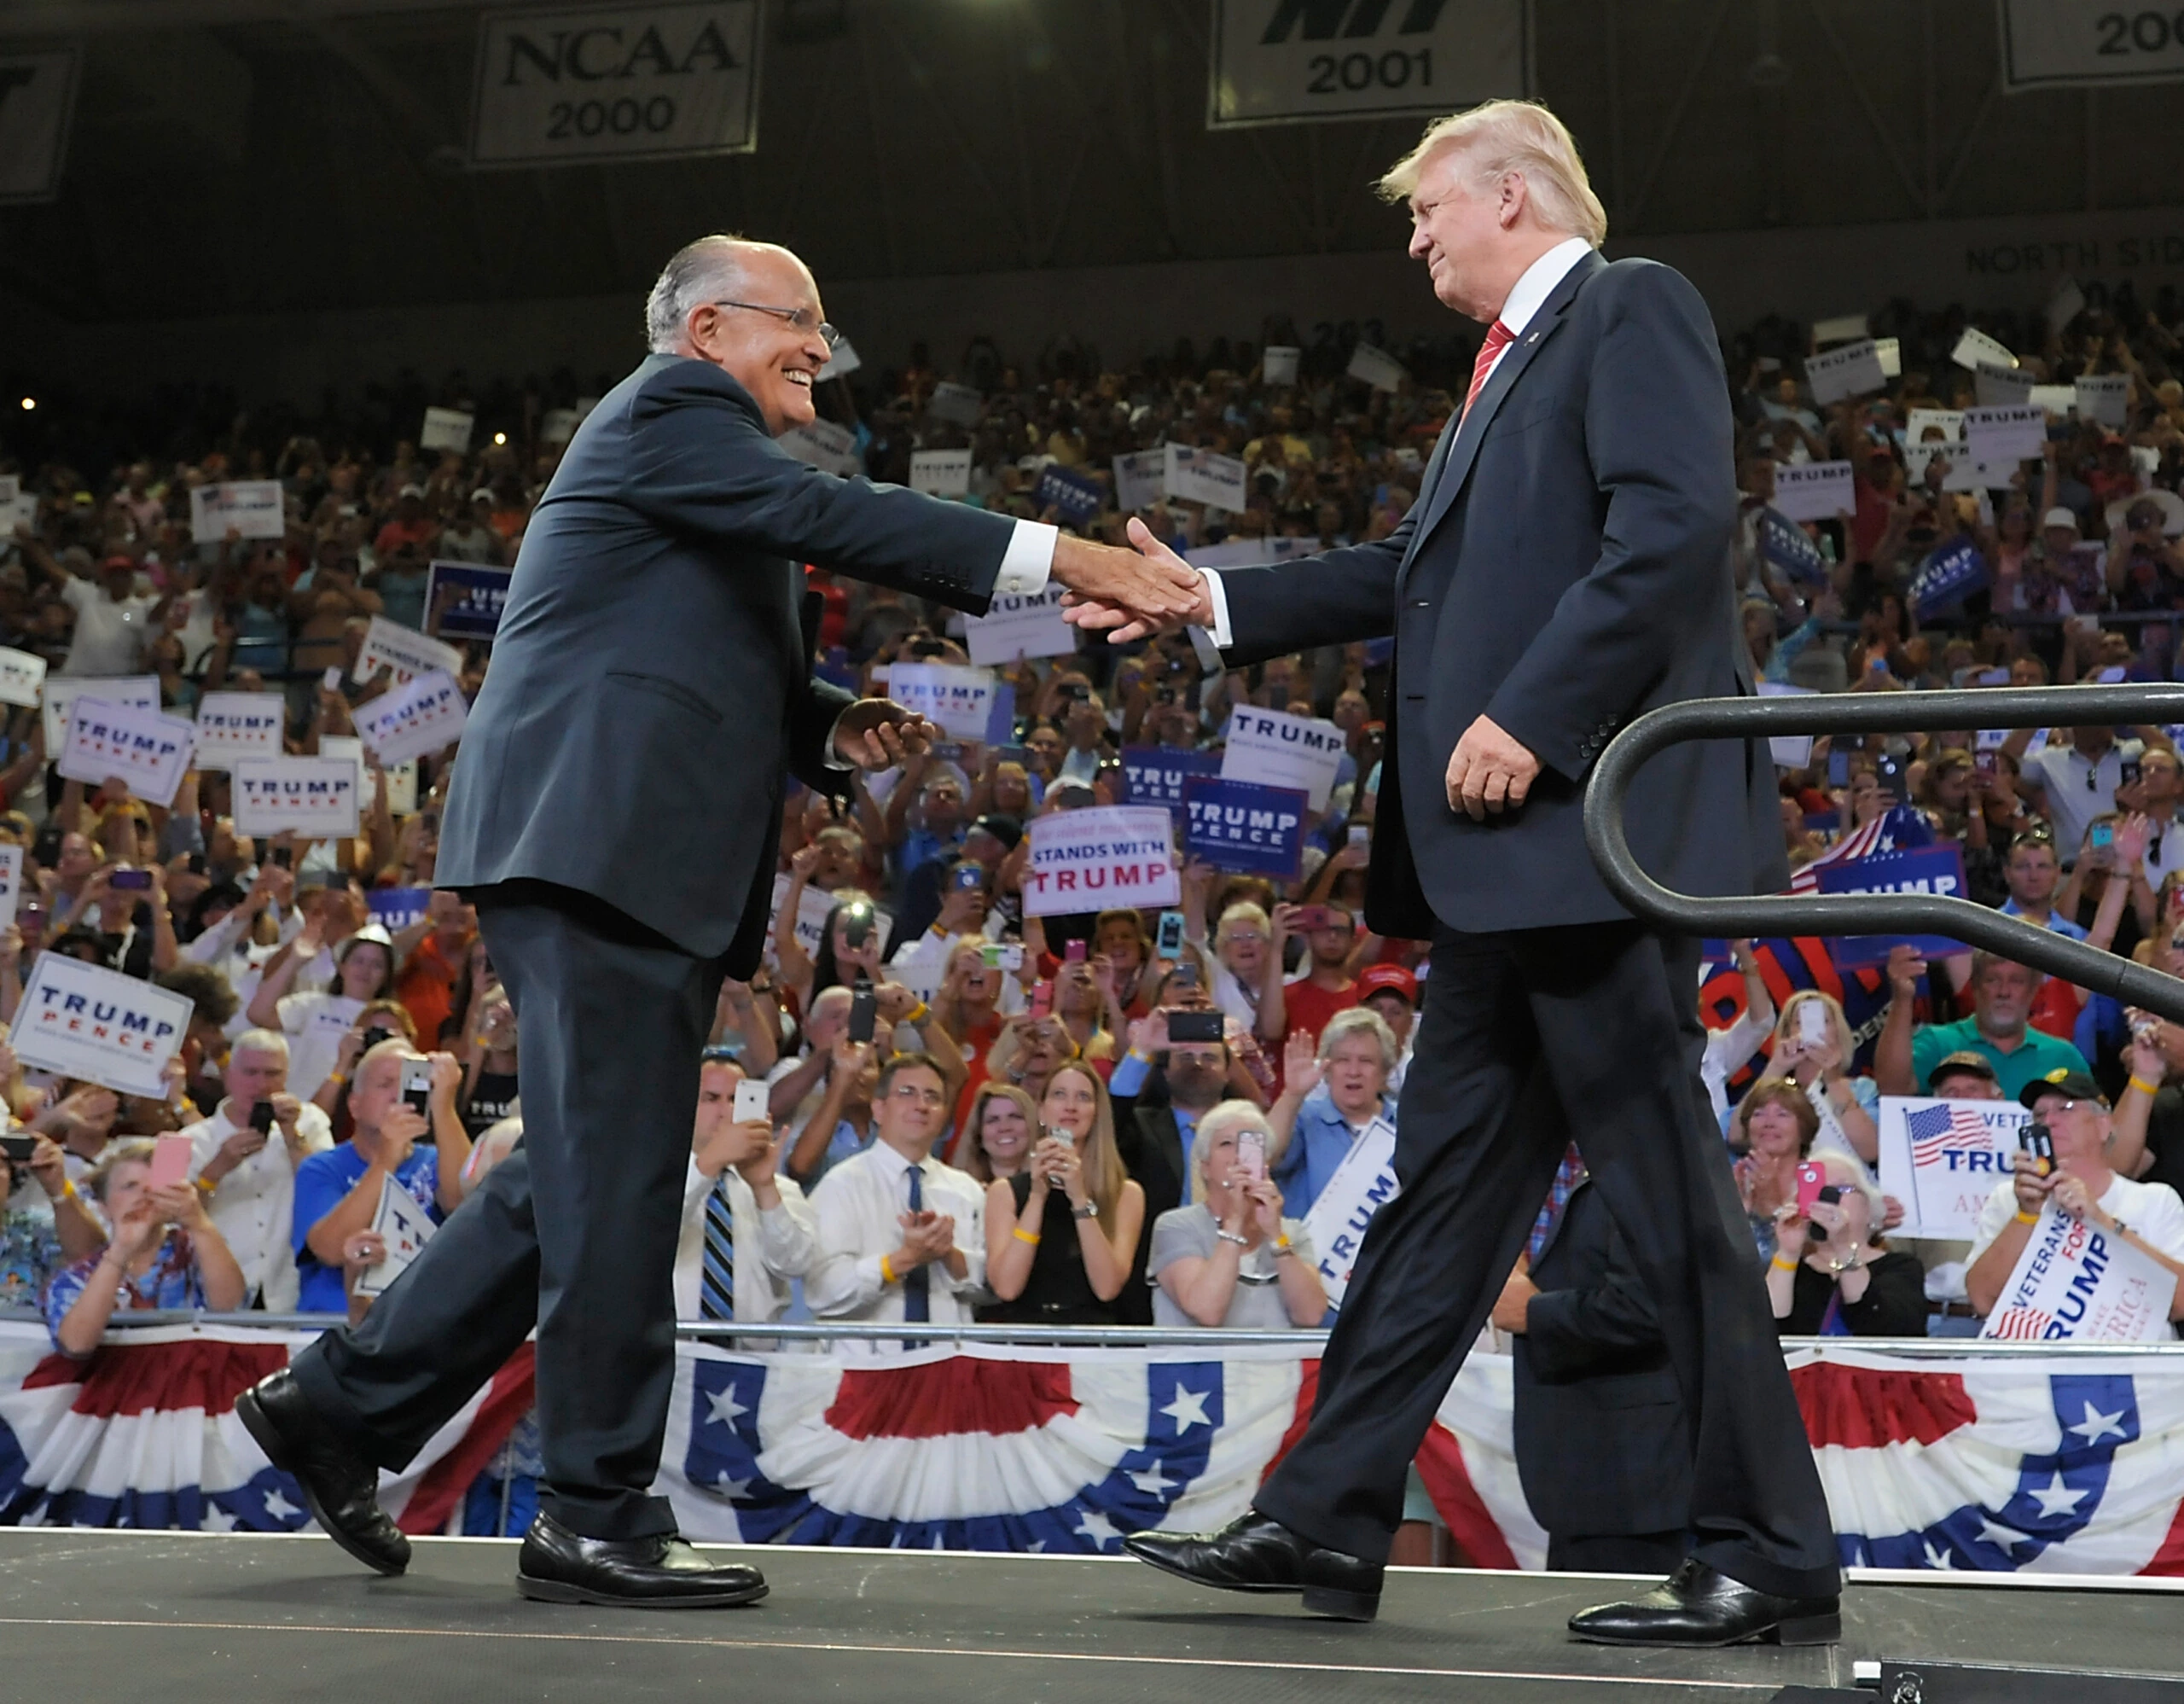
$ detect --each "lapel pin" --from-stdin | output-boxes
[1526,331,1540,344]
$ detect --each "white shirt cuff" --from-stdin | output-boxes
[996,521,1058,596]
[1189,567,1234,662]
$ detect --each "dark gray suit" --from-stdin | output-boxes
[1226,254,1839,1600]
[292,354,1017,1540]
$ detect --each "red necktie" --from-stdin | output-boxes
[1461,319,1515,424]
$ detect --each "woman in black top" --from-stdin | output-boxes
[1768,1152,1926,1337]
[979,1060,1144,1325]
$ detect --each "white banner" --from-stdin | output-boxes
[1965,404,2048,466]
[908,450,973,497]
[927,381,985,427]
[11,951,193,1098]
[188,481,286,544]
[1261,345,1301,386]
[962,586,1077,667]
[1164,444,1247,512]
[886,662,995,742]
[41,675,157,754]
[1344,342,1408,392]
[0,48,80,205]
[56,698,195,805]
[1112,450,1166,512]
[359,617,464,685]
[1804,339,1887,405]
[1984,1205,2179,1341]
[1220,704,1345,810]
[355,670,469,767]
[1022,805,1179,918]
[1208,0,1526,128]
[2076,373,2130,427]
[232,757,362,840]
[419,407,473,453]
[192,692,286,770]
[470,1,761,166]
[1951,327,2017,371]
[1770,461,1856,523]
[779,419,860,477]
[2001,0,2184,90]
[1300,1115,1398,1306]
[1875,1096,2030,1242]
[0,647,44,709]
[767,872,892,968]
[353,1172,439,1299]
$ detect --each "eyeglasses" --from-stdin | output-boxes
[887,1083,947,1108]
[708,300,842,352]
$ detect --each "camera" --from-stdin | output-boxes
[110,868,152,892]
[1166,1009,1223,1044]
[249,1100,276,1136]
[847,979,878,1044]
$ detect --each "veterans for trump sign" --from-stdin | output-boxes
[1022,806,1180,918]
[232,757,361,840]
[1984,1206,2178,1342]
[355,670,469,768]
[1877,1096,2031,1242]
[188,481,286,544]
[57,699,195,806]
[12,953,193,1099]
[192,692,286,770]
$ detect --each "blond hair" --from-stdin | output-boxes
[1376,99,1607,247]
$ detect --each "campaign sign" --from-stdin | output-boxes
[1910,537,1989,620]
[419,407,473,453]
[1983,1205,2178,1342]
[962,585,1077,667]
[1876,1096,2031,1241]
[2076,374,2130,428]
[766,871,892,968]
[1975,362,2036,408]
[1345,343,1407,393]
[355,669,468,767]
[192,692,285,770]
[1112,450,1165,512]
[927,382,984,427]
[908,450,972,498]
[188,481,286,543]
[367,887,433,933]
[886,662,994,742]
[1262,346,1301,386]
[1804,339,1886,405]
[1951,328,2016,372]
[424,561,513,640]
[1757,681,1815,768]
[358,616,464,685]
[778,419,860,477]
[12,951,194,1098]
[817,335,862,381]
[1121,745,1219,813]
[1222,705,1345,811]
[232,757,361,840]
[353,1172,438,1300]
[58,698,195,806]
[1757,509,1828,589]
[41,675,159,754]
[1813,843,1971,967]
[1771,461,1855,523]
[1301,1116,1397,1307]
[0,845,21,916]
[0,648,45,709]
[1033,465,1104,525]
[1022,805,1179,918]
[1965,404,2047,466]
[1182,776,1308,881]
[1164,445,1246,512]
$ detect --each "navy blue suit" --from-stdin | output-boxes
[1233,255,1838,1600]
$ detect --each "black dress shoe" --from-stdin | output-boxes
[516,1512,769,1608]
[235,1369,411,1577]
[1568,1559,1840,1648]
[1123,1511,1382,1621]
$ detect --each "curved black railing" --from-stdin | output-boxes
[1582,683,2184,1024]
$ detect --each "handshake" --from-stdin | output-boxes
[1053,519,1214,643]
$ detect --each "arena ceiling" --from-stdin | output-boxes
[3,0,2181,326]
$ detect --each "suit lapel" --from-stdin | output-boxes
[1400,250,1606,584]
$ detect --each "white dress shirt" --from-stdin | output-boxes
[671,1158,822,1323]
[183,1099,335,1310]
[1198,236,1595,649]
[804,1140,986,1353]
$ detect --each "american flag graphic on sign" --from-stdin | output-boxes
[1988,1307,2054,1341]
[1905,1101,2001,1166]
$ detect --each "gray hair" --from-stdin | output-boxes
[230,1028,291,1064]
[1190,1099,1274,1203]
[644,235,748,354]
[1318,1006,1399,1073]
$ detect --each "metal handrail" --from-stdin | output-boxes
[1583,683,2184,1023]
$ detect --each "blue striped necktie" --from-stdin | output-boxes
[700,1175,735,1321]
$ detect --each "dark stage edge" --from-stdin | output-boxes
[3,1532,2181,1704]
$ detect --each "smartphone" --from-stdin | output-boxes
[950,863,985,893]
[1805,1183,1844,1242]
[996,744,1032,766]
[980,941,1025,973]
[1155,910,1187,958]
[1347,823,1370,848]
[1797,1002,1829,1048]
[1166,1009,1224,1044]
[1234,1127,1268,1183]
[2121,759,2143,788]
[1169,958,1200,991]
[1973,750,1998,782]
[2019,1125,2055,1177]
[248,1100,276,1136]
[1029,979,1054,1021]
[847,980,878,1044]
[1292,904,1333,933]
[109,868,152,891]
[359,1025,393,1056]
[322,666,344,692]
[270,846,293,870]
[1875,753,1905,794]
[1064,939,1088,963]
[2092,822,2117,852]
[0,1132,36,1164]
[1827,749,1850,788]
[185,852,207,877]
[839,904,874,951]
[399,1058,433,1118]
[1794,1160,1826,1217]
[148,1133,195,1192]
[733,1077,770,1125]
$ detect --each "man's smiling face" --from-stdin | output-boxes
[686,246,830,437]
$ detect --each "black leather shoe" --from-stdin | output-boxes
[516,1512,769,1608]
[235,1369,410,1577]
[1568,1559,1840,1648]
[1123,1511,1382,1621]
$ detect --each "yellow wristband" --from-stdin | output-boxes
[193,1176,217,1196]
[2129,1075,2163,1097]
[60,1179,78,1202]
[1011,1226,1042,1246]
[1770,1253,1800,1272]
[879,1253,897,1285]
[325,1072,346,1087]
[2015,1210,2040,1225]
[1273,1234,1292,1254]
[904,1000,930,1026]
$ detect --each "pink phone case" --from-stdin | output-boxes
[1794,1161,1824,1216]
[148,1134,194,1192]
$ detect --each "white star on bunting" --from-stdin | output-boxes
[261,1489,302,1524]
[706,1386,751,1428]
[2067,1402,2128,1445]
[1159,1387,1211,1435]
[1976,1518,2031,1555]
[1075,1510,1120,1550]
[2027,1470,2090,1520]
[1129,1461,1179,1497]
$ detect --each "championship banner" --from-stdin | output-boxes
[1206,0,1527,129]
[354,670,469,768]
[424,562,513,640]
[0,46,80,205]
[470,1,762,167]
[2001,0,2184,90]
[192,692,286,771]
[1121,745,1220,816]
[885,662,995,742]
[962,586,1077,667]
[1877,1096,2031,1241]
[358,617,463,686]
[187,482,286,544]
[1022,806,1180,918]
[1182,776,1310,881]
[1984,1207,2180,1342]
[56,698,195,806]
[0,648,45,709]
[1298,1115,1398,1306]
[1221,704,1345,810]
[11,952,194,1097]
[40,676,158,755]
[231,757,362,840]
[1163,444,1246,512]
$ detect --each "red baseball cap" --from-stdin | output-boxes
[1356,965,1418,1007]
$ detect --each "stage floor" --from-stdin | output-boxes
[3,1532,2181,1702]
